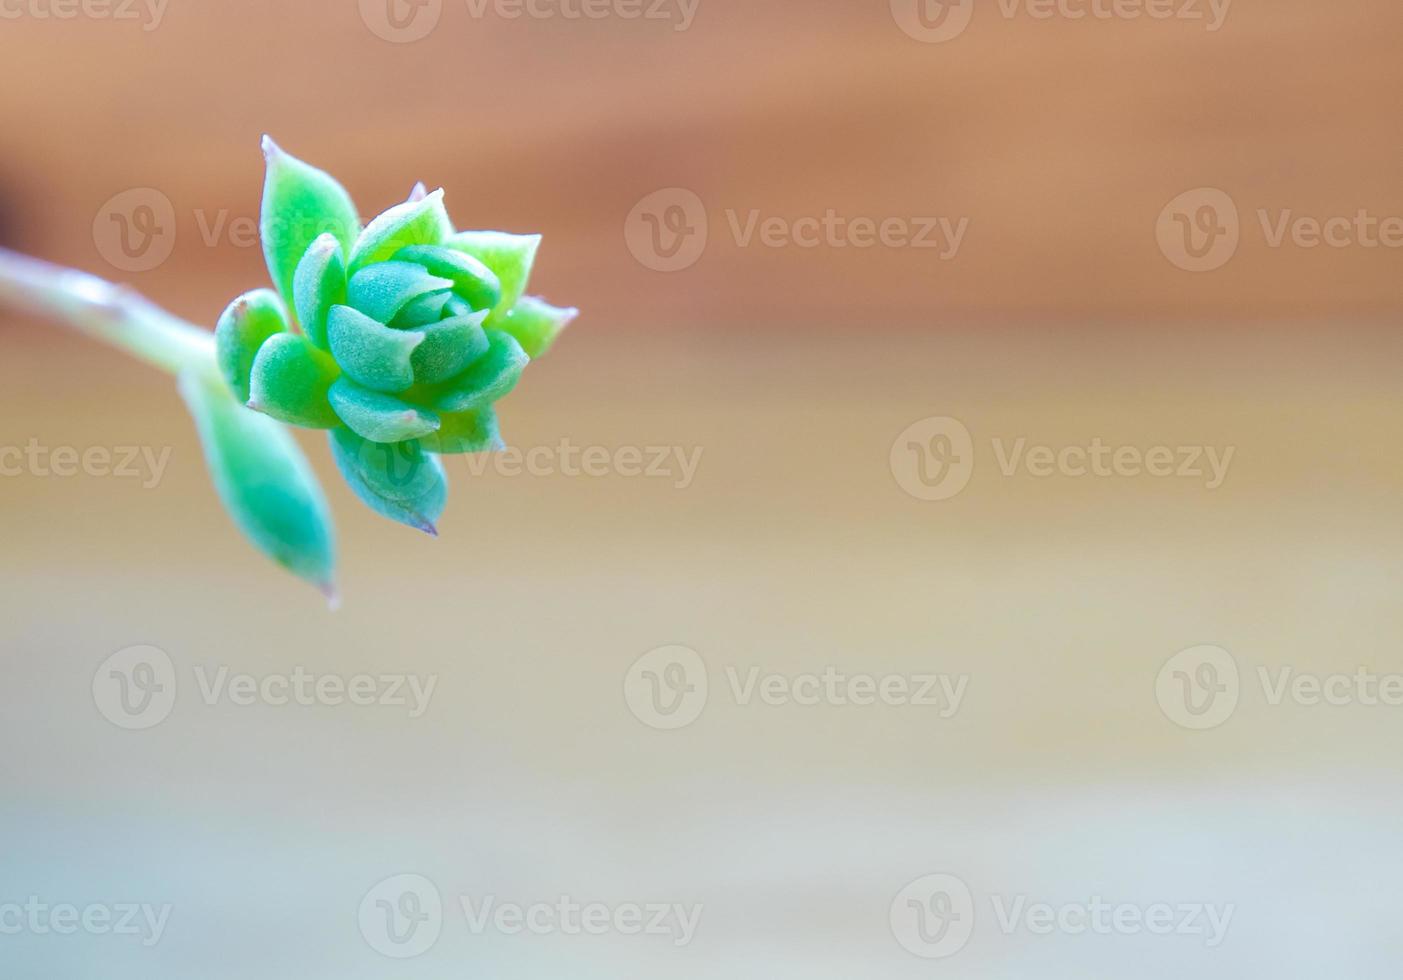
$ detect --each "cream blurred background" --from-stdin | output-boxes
[2,1,1403,976]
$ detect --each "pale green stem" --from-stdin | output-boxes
[0,247,214,375]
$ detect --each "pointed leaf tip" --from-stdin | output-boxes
[179,365,337,595]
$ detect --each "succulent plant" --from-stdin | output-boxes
[0,137,578,603]
[220,138,577,535]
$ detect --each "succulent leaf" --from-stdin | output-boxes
[248,333,342,428]
[442,231,540,326]
[430,329,529,413]
[346,261,454,324]
[329,427,447,535]
[497,295,579,358]
[411,310,490,386]
[347,190,450,273]
[394,245,502,314]
[420,406,503,456]
[326,305,423,393]
[390,291,453,329]
[260,137,360,308]
[328,378,440,443]
[215,289,287,403]
[292,233,347,349]
[179,365,337,597]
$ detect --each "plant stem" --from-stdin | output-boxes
[0,248,214,375]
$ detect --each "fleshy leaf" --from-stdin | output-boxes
[394,245,502,314]
[443,231,540,326]
[328,378,440,443]
[292,233,347,349]
[391,292,452,329]
[179,365,337,598]
[497,295,579,358]
[329,427,447,535]
[347,190,450,274]
[260,137,360,307]
[247,333,342,429]
[429,329,529,413]
[411,310,489,386]
[326,305,423,393]
[215,289,287,403]
[420,406,503,455]
[346,261,453,324]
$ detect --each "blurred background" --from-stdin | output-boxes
[2,0,1402,976]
